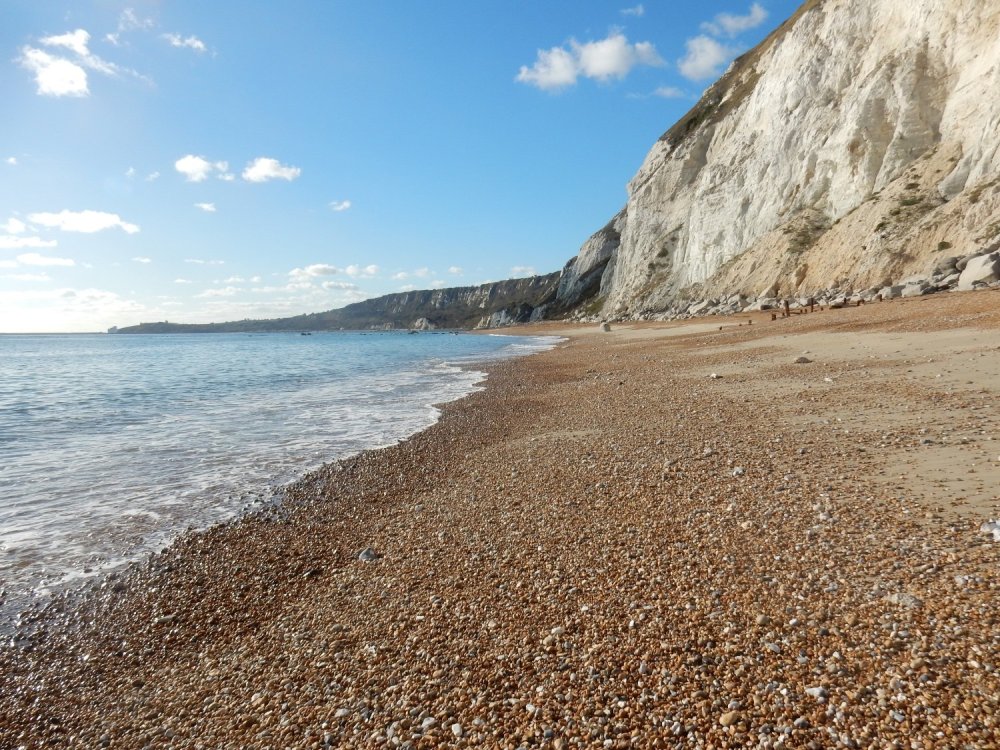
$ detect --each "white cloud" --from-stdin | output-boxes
[19,26,149,97]
[329,200,352,212]
[145,171,160,181]
[448,265,463,275]
[132,256,152,263]
[678,36,739,81]
[430,280,447,289]
[517,31,663,90]
[118,8,154,33]
[41,29,91,57]
[701,3,769,37]
[6,157,17,166]
[399,284,417,292]
[41,29,143,79]
[242,157,301,183]
[322,280,359,290]
[288,263,340,282]
[621,4,645,16]
[174,278,193,284]
[19,47,88,97]
[0,260,16,268]
[413,267,431,278]
[5,272,52,282]
[197,286,240,298]
[2,218,26,234]
[511,265,536,276]
[345,264,379,278]
[653,85,685,98]
[392,271,409,280]
[125,166,136,178]
[516,46,578,90]
[0,235,56,249]
[184,258,224,265]
[175,155,228,183]
[194,202,216,212]
[28,209,139,234]
[162,33,207,53]
[16,252,75,267]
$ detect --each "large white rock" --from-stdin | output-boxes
[958,252,1000,290]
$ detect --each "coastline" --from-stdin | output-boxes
[3,291,999,748]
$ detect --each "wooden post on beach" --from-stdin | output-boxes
[783,300,790,318]
[771,312,777,321]
[809,298,815,313]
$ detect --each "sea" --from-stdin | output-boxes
[0,330,560,630]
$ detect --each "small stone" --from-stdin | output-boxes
[793,716,811,729]
[732,467,745,477]
[451,723,463,738]
[709,373,721,379]
[357,547,381,562]
[794,356,812,364]
[805,686,829,700]
[756,614,771,626]
[719,711,741,727]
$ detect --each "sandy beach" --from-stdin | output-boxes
[3,290,1000,749]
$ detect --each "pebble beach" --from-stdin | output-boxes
[3,290,1000,749]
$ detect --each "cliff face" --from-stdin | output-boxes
[115,274,560,333]
[563,0,1000,317]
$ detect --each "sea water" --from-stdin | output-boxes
[0,330,558,627]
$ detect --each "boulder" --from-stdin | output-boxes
[879,285,905,299]
[958,252,1000,290]
[900,282,931,297]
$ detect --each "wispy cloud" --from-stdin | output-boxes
[322,280,359,290]
[242,157,301,183]
[701,3,768,37]
[329,200,352,212]
[174,278,193,284]
[107,8,154,45]
[132,256,152,263]
[511,265,536,276]
[19,28,149,97]
[678,36,739,81]
[517,31,663,91]
[175,155,229,182]
[345,264,379,278]
[4,272,52,282]
[0,235,57,249]
[620,4,645,17]
[653,85,685,98]
[197,286,240,298]
[288,263,339,282]
[16,252,76,267]
[162,33,207,53]
[194,202,216,212]
[2,218,26,234]
[448,266,463,275]
[28,209,139,234]
[184,258,225,265]
[6,157,18,166]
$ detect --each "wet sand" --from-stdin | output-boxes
[2,290,999,749]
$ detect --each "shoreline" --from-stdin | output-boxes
[0,332,560,635]
[3,291,999,748]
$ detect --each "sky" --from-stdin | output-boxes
[1,0,801,332]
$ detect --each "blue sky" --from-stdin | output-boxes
[1,1,800,332]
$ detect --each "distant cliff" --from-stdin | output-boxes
[114,273,561,333]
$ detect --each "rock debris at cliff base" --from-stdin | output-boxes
[2,291,1000,749]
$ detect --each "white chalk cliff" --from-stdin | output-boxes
[569,0,1000,316]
